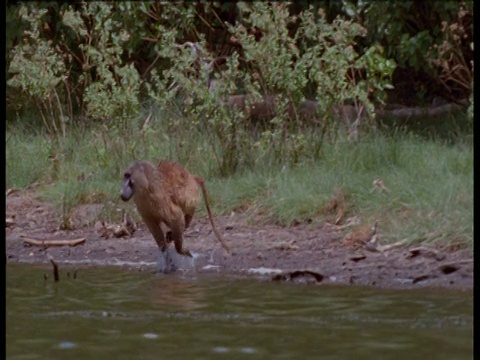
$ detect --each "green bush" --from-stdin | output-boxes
[147,2,395,174]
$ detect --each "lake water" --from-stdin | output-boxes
[6,263,473,360]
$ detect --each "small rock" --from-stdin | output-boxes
[439,264,460,275]
[412,274,431,284]
[408,246,446,261]
[349,254,366,262]
[272,270,324,284]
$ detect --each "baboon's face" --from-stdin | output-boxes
[120,169,134,201]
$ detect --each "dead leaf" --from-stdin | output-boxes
[6,188,19,196]
[324,190,348,225]
[97,211,136,239]
[371,178,390,193]
[344,221,376,249]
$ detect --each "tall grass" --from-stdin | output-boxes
[6,130,51,189]
[6,115,473,249]
[210,130,473,246]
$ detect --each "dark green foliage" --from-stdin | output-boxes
[338,1,473,105]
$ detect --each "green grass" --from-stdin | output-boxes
[210,132,473,247]
[6,130,52,189]
[6,117,473,249]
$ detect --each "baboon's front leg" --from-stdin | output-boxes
[143,218,178,273]
[143,217,167,252]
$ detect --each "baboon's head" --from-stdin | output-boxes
[120,161,149,202]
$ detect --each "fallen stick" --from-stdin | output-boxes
[50,258,60,282]
[441,259,474,266]
[23,237,86,247]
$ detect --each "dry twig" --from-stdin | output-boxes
[49,258,60,282]
[23,237,86,247]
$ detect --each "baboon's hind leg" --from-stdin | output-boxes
[166,213,194,243]
[185,213,194,229]
[169,217,192,257]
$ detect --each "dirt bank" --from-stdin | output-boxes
[6,191,473,290]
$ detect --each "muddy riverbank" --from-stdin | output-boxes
[6,191,473,290]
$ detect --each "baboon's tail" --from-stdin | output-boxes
[194,176,231,255]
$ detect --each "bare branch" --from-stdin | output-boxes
[23,237,86,247]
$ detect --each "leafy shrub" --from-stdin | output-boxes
[8,3,143,136]
[8,6,68,136]
[147,2,395,174]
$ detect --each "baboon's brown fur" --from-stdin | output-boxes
[120,160,230,258]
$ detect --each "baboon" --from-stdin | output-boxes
[120,160,230,262]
